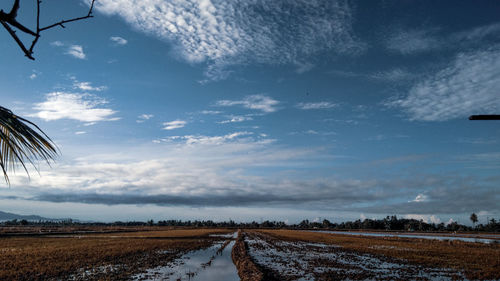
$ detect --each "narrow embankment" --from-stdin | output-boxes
[231,230,264,281]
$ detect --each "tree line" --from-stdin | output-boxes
[2,215,499,232]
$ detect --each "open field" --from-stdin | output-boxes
[0,227,498,280]
[250,229,500,280]
[0,228,232,280]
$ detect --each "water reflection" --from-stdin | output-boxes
[134,234,238,281]
[311,231,500,244]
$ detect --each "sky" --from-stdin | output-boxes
[0,0,499,224]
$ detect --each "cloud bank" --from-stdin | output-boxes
[6,132,498,215]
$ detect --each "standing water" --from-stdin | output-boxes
[133,233,239,281]
[310,230,500,244]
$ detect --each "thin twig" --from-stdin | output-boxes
[0,0,96,60]
[0,20,35,59]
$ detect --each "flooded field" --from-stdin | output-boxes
[311,230,500,244]
[256,229,500,280]
[0,228,232,281]
[0,227,498,280]
[134,233,238,281]
[245,231,465,280]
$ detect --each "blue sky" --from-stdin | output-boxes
[0,0,499,224]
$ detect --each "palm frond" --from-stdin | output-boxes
[0,106,57,184]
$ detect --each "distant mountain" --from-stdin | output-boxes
[0,210,57,221]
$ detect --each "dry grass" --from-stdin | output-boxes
[0,227,232,280]
[256,229,500,280]
[231,230,264,281]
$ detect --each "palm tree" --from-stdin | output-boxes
[0,106,57,184]
[470,213,478,229]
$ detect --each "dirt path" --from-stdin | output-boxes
[231,230,264,281]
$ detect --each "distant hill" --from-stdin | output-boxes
[0,210,57,221]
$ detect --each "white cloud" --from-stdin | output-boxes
[218,116,253,124]
[451,22,500,42]
[31,92,118,122]
[411,193,428,202]
[137,114,154,123]
[385,23,500,56]
[369,68,414,82]
[386,46,500,121]
[404,214,441,224]
[29,70,41,80]
[95,0,364,80]
[110,36,128,45]
[7,133,315,202]
[75,131,86,135]
[367,134,408,141]
[216,95,279,113]
[51,41,64,47]
[163,120,187,130]
[158,131,254,145]
[74,81,107,92]
[386,28,441,55]
[200,110,222,115]
[296,102,337,110]
[429,215,441,224]
[295,62,315,74]
[66,45,86,59]
[6,136,498,215]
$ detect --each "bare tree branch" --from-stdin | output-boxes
[0,0,96,60]
[8,0,20,18]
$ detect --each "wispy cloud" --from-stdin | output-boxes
[66,45,86,59]
[330,68,416,83]
[457,138,497,145]
[385,22,500,55]
[163,120,187,130]
[156,131,254,145]
[31,92,118,122]
[200,110,222,115]
[368,68,415,82]
[386,28,441,55]
[216,95,279,113]
[218,116,253,124]
[366,134,409,141]
[51,41,64,47]
[95,0,364,80]
[451,22,500,43]
[289,130,336,136]
[295,62,315,74]
[137,114,154,123]
[296,102,337,110]
[110,36,128,45]
[73,81,107,92]
[386,46,500,121]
